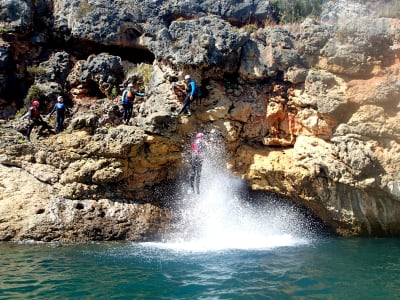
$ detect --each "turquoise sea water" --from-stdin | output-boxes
[1,238,400,299]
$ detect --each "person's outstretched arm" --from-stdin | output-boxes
[134,91,146,97]
[48,105,56,117]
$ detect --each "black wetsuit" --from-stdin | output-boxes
[189,137,204,194]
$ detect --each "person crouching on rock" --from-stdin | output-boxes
[121,83,146,125]
[48,96,72,133]
[26,100,52,141]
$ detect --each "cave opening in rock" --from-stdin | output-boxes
[223,72,240,89]
[241,188,334,237]
[61,38,156,64]
[85,79,106,98]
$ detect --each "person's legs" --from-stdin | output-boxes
[122,103,130,123]
[195,160,202,194]
[194,170,200,194]
[126,103,133,123]
[26,122,35,141]
[178,95,191,115]
[38,120,46,135]
[185,106,191,115]
[59,115,65,132]
[56,114,63,133]
[184,99,191,115]
[189,160,196,193]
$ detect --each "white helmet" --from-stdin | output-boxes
[184,74,191,80]
[57,96,63,102]
[128,83,133,87]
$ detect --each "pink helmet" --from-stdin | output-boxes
[196,132,204,139]
[32,100,40,107]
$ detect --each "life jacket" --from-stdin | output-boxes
[122,89,134,103]
[191,138,203,155]
[30,106,40,118]
[126,91,134,99]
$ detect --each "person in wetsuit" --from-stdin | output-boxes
[121,83,146,125]
[190,132,205,194]
[175,74,197,117]
[26,100,52,141]
[48,96,71,133]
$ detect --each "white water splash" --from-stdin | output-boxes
[147,137,313,252]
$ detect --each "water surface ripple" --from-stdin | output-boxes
[1,239,400,299]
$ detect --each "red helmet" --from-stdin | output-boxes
[196,132,204,139]
[32,100,40,107]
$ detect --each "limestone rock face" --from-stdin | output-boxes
[0,164,171,242]
[77,54,124,98]
[239,28,302,79]
[0,123,180,242]
[0,0,400,241]
[149,17,249,70]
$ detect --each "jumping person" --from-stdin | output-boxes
[175,74,196,117]
[189,132,206,194]
[121,83,146,125]
[26,100,52,141]
[48,96,71,133]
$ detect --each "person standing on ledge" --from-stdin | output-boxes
[48,96,72,133]
[174,74,196,117]
[189,132,206,194]
[121,83,146,125]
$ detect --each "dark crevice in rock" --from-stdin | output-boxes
[199,77,210,98]
[36,208,45,214]
[223,72,240,89]
[242,187,335,236]
[75,203,84,210]
[49,37,155,63]
[85,79,106,99]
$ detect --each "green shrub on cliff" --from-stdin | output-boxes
[139,64,152,89]
[25,85,44,107]
[271,0,324,23]
[27,66,46,78]
[125,63,152,92]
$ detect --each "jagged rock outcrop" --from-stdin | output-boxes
[0,0,400,241]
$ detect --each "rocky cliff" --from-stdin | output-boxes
[0,0,399,241]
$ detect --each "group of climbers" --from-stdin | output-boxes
[119,75,206,194]
[25,73,201,141]
[24,75,206,196]
[26,100,51,142]
[119,73,201,121]
[25,96,71,142]
[23,83,145,141]
[171,75,207,194]
[119,73,200,120]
